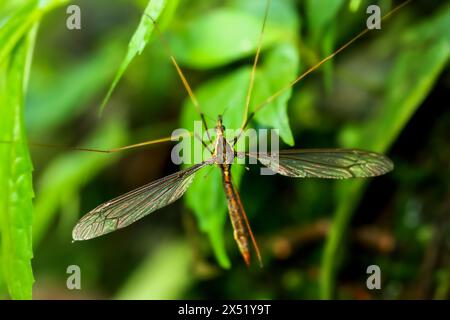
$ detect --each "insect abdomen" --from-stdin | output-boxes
[221,166,251,265]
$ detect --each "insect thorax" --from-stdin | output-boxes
[214,135,234,165]
[213,115,234,165]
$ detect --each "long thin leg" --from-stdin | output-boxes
[235,0,412,142]
[194,132,213,155]
[1,131,194,154]
[146,14,214,146]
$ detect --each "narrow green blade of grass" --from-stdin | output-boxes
[99,0,170,115]
[0,1,39,66]
[320,5,450,299]
[0,25,38,300]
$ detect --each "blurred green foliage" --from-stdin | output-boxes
[0,0,449,300]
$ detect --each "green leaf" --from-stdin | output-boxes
[33,117,128,246]
[306,0,344,31]
[99,0,171,114]
[180,41,299,267]
[320,4,450,299]
[0,25,37,300]
[170,0,298,69]
[253,42,300,146]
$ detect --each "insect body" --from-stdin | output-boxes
[214,115,261,266]
[72,113,393,266]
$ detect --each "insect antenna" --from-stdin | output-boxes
[241,0,271,129]
[221,104,232,118]
[237,0,412,136]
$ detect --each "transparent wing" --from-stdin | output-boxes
[72,161,212,241]
[246,149,393,179]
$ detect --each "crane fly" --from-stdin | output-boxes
[70,0,409,266]
[71,115,393,266]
